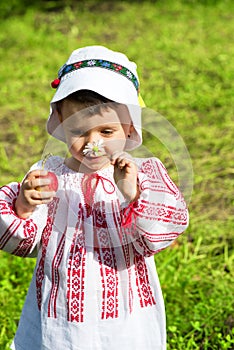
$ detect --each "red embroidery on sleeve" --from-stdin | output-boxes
[0,201,12,215]
[121,202,139,240]
[12,219,38,257]
[121,202,137,229]
[134,249,156,308]
[0,184,19,202]
[135,200,187,225]
[0,218,21,249]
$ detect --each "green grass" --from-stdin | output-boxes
[0,1,233,349]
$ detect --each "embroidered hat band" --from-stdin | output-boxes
[52,59,139,92]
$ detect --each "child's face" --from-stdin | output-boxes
[58,99,133,172]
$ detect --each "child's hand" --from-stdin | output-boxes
[15,170,56,219]
[110,152,139,202]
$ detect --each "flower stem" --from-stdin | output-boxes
[42,153,53,170]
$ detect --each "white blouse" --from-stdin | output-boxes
[0,156,188,350]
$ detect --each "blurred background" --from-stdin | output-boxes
[0,1,233,349]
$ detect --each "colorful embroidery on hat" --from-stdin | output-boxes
[57,59,139,92]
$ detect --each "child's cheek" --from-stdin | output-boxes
[105,139,126,154]
[67,136,82,150]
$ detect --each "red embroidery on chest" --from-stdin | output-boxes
[112,200,134,313]
[48,232,66,319]
[67,204,86,323]
[121,242,134,313]
[94,202,119,320]
[134,249,156,308]
[81,173,115,217]
[36,198,59,310]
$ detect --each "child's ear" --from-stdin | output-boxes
[129,124,134,136]
[125,123,136,150]
[54,109,62,123]
[57,111,63,123]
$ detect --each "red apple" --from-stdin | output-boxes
[36,172,58,192]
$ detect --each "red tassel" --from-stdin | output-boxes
[122,202,136,229]
[51,78,60,89]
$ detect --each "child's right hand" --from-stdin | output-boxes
[15,170,56,219]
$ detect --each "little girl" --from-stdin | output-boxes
[0,46,188,349]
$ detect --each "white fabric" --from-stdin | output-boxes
[0,156,188,350]
[50,46,139,105]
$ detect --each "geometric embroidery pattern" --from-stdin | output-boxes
[112,200,133,313]
[93,202,119,320]
[0,185,21,250]
[95,246,119,319]
[48,232,66,319]
[134,249,156,308]
[36,198,59,310]
[135,200,188,225]
[140,158,181,198]
[58,59,139,92]
[0,185,37,257]
[12,219,38,257]
[67,204,86,323]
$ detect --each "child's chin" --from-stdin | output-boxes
[83,157,110,171]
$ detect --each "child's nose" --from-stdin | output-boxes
[86,132,100,144]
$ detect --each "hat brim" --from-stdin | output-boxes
[51,67,139,105]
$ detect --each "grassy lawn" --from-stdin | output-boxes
[0,1,233,349]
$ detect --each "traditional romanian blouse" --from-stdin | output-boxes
[0,156,188,350]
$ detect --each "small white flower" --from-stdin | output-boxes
[87,60,96,66]
[126,70,132,79]
[83,139,105,157]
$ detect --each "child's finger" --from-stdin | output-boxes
[26,169,48,179]
[110,151,128,161]
[27,190,56,206]
[33,190,56,199]
[115,158,130,170]
[24,178,50,191]
[24,171,53,190]
[21,189,55,208]
[110,151,132,165]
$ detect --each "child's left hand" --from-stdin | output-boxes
[110,152,139,202]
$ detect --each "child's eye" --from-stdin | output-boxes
[69,129,83,136]
[101,129,114,135]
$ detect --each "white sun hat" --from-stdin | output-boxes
[47,45,144,150]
